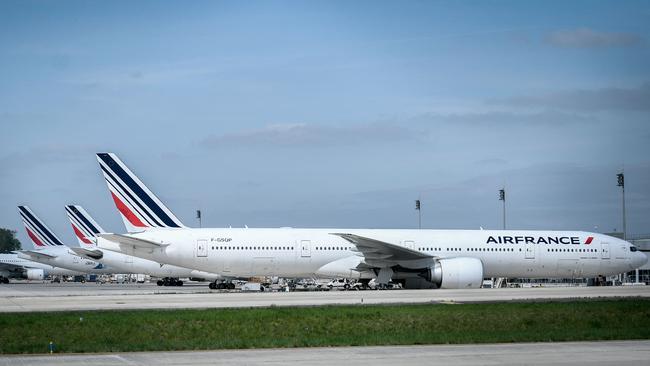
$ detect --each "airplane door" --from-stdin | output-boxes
[301,240,311,257]
[601,243,610,259]
[196,239,208,258]
[125,254,133,264]
[403,240,415,250]
[525,244,535,259]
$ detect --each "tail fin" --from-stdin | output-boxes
[65,205,106,247]
[96,153,185,232]
[17,206,65,247]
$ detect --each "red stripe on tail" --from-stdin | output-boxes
[110,191,147,228]
[25,227,44,246]
[71,224,93,244]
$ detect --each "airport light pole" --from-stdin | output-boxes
[499,188,506,230]
[196,209,202,228]
[617,171,636,282]
[617,172,626,241]
[415,199,421,229]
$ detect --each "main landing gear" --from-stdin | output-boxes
[156,277,183,286]
[209,281,235,290]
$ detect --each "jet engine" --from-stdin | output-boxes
[26,269,45,281]
[421,257,484,289]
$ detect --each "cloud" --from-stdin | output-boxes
[200,123,423,148]
[65,60,215,89]
[546,28,643,48]
[410,110,596,126]
[490,83,650,111]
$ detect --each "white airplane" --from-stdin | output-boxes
[0,253,83,282]
[65,204,223,286]
[95,153,648,289]
[17,206,115,275]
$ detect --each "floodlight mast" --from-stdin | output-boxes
[617,172,626,241]
[499,188,506,230]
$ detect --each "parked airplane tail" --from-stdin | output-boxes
[65,205,106,247]
[96,153,186,232]
[17,206,65,247]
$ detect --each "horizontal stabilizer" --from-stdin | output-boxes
[18,250,58,260]
[70,247,104,260]
[98,233,167,248]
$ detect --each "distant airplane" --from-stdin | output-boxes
[95,152,647,289]
[16,206,114,274]
[65,204,223,286]
[0,253,82,282]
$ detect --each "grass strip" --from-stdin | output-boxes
[1,299,649,354]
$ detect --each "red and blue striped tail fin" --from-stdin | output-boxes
[65,205,105,247]
[17,206,65,247]
[96,153,185,233]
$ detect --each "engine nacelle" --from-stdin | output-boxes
[26,269,45,281]
[423,257,484,289]
[315,256,364,279]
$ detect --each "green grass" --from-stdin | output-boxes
[1,299,649,354]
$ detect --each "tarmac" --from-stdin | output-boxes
[0,281,648,312]
[1,341,649,365]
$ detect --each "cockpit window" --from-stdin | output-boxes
[630,246,638,252]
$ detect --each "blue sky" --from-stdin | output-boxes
[1,1,649,249]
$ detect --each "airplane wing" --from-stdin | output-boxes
[98,233,168,249]
[70,247,104,260]
[19,250,58,261]
[330,233,434,268]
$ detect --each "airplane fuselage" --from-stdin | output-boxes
[98,228,645,283]
[18,246,114,274]
[0,253,83,277]
[84,248,222,280]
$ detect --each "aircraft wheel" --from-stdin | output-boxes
[157,280,164,286]
[227,283,235,290]
[209,282,216,290]
[344,284,350,291]
[176,280,183,286]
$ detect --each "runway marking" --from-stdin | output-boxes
[1,341,649,365]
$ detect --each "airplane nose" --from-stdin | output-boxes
[633,252,648,269]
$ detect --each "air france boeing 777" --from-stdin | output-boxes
[95,153,647,289]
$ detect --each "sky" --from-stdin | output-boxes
[1,1,649,249]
